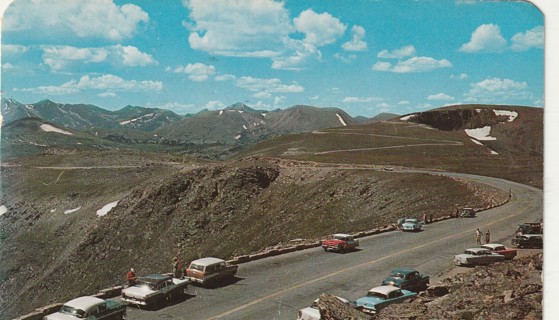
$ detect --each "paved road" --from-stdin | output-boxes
[126,172,542,320]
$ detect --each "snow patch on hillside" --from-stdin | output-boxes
[243,125,248,130]
[400,114,416,121]
[470,139,484,146]
[465,126,496,141]
[491,150,499,155]
[97,201,119,217]
[494,110,518,122]
[219,110,224,116]
[336,114,347,126]
[120,113,155,125]
[0,205,7,216]
[40,124,73,135]
[234,135,241,140]
[64,207,81,214]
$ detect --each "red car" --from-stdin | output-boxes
[481,243,517,260]
[321,233,359,253]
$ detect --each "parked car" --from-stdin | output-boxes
[381,268,429,292]
[355,285,416,314]
[459,208,476,218]
[43,296,126,320]
[515,222,543,235]
[453,248,505,266]
[297,296,355,320]
[400,219,422,232]
[512,234,543,248]
[121,274,189,307]
[481,243,517,260]
[186,257,238,286]
[321,233,359,253]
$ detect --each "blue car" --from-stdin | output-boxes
[355,285,417,314]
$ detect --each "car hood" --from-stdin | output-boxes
[355,296,384,308]
[454,254,473,259]
[122,285,156,299]
[43,312,80,320]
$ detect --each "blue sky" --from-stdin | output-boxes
[0,0,546,117]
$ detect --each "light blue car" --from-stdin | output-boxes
[355,285,417,314]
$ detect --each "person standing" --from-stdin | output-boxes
[126,268,137,287]
[485,230,491,244]
[475,228,482,245]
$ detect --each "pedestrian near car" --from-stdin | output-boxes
[126,268,137,287]
[475,228,482,245]
[422,213,427,224]
[485,230,491,244]
[172,256,181,278]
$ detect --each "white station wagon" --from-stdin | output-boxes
[453,247,505,266]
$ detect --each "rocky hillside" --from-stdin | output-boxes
[0,157,508,318]
[378,253,543,319]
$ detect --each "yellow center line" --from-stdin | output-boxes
[208,197,535,319]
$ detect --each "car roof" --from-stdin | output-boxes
[482,243,505,249]
[369,285,401,295]
[64,296,104,310]
[390,267,417,274]
[191,257,225,266]
[332,233,352,237]
[466,247,490,253]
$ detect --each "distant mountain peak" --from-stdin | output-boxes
[225,102,256,112]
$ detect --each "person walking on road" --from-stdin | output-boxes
[475,228,482,245]
[485,230,491,244]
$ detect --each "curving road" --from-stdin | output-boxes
[126,171,543,320]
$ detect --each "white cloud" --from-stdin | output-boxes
[450,73,468,80]
[274,96,286,106]
[184,0,291,57]
[398,101,410,105]
[3,0,149,41]
[376,102,392,111]
[294,9,346,47]
[15,74,162,95]
[236,76,304,93]
[464,77,530,103]
[373,56,452,73]
[215,74,236,81]
[173,63,216,81]
[271,39,320,70]
[99,92,117,97]
[511,26,544,51]
[204,100,225,110]
[333,53,357,64]
[377,45,416,59]
[2,44,29,56]
[1,63,18,71]
[428,93,455,101]
[459,24,507,53]
[146,102,197,115]
[342,96,381,103]
[342,25,367,51]
[112,45,157,67]
[310,95,319,100]
[252,91,272,99]
[40,45,157,71]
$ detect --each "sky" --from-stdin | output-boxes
[0,0,547,117]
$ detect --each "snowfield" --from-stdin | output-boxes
[40,124,73,135]
[465,126,497,141]
[336,114,347,126]
[0,205,7,216]
[97,201,119,217]
[494,110,518,122]
[64,207,81,214]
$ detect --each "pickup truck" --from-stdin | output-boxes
[381,268,429,292]
[43,296,126,320]
[186,257,238,286]
[321,233,359,253]
[121,273,190,308]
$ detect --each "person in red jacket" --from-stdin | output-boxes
[126,268,137,287]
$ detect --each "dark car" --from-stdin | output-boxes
[122,273,190,307]
[459,208,476,218]
[516,222,543,235]
[381,268,429,292]
[512,234,543,248]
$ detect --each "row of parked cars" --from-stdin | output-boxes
[43,257,238,319]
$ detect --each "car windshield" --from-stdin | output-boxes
[60,305,86,318]
[367,292,387,299]
[189,263,205,271]
[389,272,405,278]
[334,235,352,241]
[404,219,417,223]
[137,279,157,290]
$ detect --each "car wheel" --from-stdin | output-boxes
[339,246,345,253]
[323,247,328,252]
